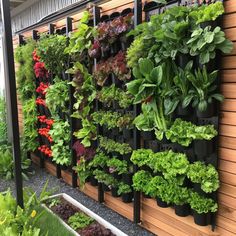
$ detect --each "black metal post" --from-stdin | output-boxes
[92,5,104,203]
[1,0,24,208]
[66,17,77,188]
[133,0,142,224]
[48,23,55,35]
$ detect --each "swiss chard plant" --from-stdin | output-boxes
[184,66,224,112]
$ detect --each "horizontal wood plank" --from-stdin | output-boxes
[219,125,236,137]
[219,170,236,186]
[221,99,236,111]
[223,13,236,29]
[224,0,236,14]
[218,159,236,174]
[219,136,236,149]
[219,147,236,162]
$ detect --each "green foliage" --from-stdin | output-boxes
[48,198,61,208]
[73,157,92,189]
[22,98,38,152]
[89,151,109,169]
[189,191,217,214]
[49,119,71,166]
[65,11,95,64]
[68,212,94,230]
[132,170,152,193]
[184,66,224,112]
[187,26,233,64]
[0,96,7,141]
[96,85,133,109]
[45,77,69,118]
[98,135,132,155]
[107,158,128,175]
[15,40,36,102]
[187,161,219,193]
[92,111,133,130]
[189,2,224,25]
[172,186,189,206]
[165,118,217,147]
[67,62,96,147]
[0,189,43,236]
[117,183,132,195]
[37,34,68,76]
[93,169,117,187]
[130,149,154,167]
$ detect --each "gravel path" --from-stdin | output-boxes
[0,164,155,236]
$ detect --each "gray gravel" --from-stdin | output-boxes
[0,164,155,236]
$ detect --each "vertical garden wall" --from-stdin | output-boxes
[13,0,236,235]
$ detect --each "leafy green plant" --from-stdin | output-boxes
[68,212,94,230]
[127,59,174,140]
[187,161,219,193]
[172,185,189,206]
[48,198,61,208]
[49,119,71,166]
[184,66,224,112]
[45,77,69,118]
[130,149,154,167]
[98,136,132,155]
[96,85,133,108]
[107,158,128,175]
[188,191,218,214]
[93,169,117,188]
[36,34,68,76]
[89,151,109,169]
[132,170,152,193]
[189,2,224,25]
[67,62,96,147]
[0,96,7,141]
[22,98,38,152]
[117,183,132,195]
[92,111,133,130]
[187,26,233,64]
[165,118,217,147]
[65,11,95,64]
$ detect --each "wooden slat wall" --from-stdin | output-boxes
[17,0,236,235]
[217,1,236,235]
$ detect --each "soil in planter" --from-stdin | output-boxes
[48,197,115,236]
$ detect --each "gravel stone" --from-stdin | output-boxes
[0,164,155,236]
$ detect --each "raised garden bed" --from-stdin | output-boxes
[43,193,128,236]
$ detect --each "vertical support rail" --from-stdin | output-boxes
[32,30,44,169]
[92,5,104,203]
[48,23,61,179]
[66,17,77,188]
[1,0,24,208]
[133,0,142,224]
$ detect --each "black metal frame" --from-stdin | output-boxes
[0,0,24,208]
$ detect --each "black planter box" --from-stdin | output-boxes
[111,187,119,198]
[174,204,191,217]
[122,193,133,203]
[194,139,214,161]
[141,131,155,141]
[123,129,133,140]
[176,104,193,117]
[193,211,209,226]
[196,102,216,118]
[102,183,110,192]
[148,140,160,152]
[142,193,151,199]
[205,153,217,167]
[193,183,207,197]
[110,42,120,55]
[90,176,98,186]
[156,197,169,208]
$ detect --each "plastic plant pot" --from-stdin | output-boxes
[90,176,98,186]
[193,211,209,226]
[196,102,215,118]
[148,140,160,152]
[111,187,119,198]
[123,128,133,140]
[176,53,190,69]
[194,139,214,161]
[102,183,110,192]
[122,192,133,203]
[176,104,193,117]
[174,204,191,217]
[156,197,169,208]
[141,131,155,141]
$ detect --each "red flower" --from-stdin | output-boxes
[34,62,49,78]
[36,98,46,106]
[36,82,49,95]
[33,49,40,62]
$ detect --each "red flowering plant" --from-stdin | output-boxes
[38,145,52,157]
[33,49,49,79]
[36,97,46,107]
[38,127,53,143]
[36,82,49,96]
[38,115,54,129]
